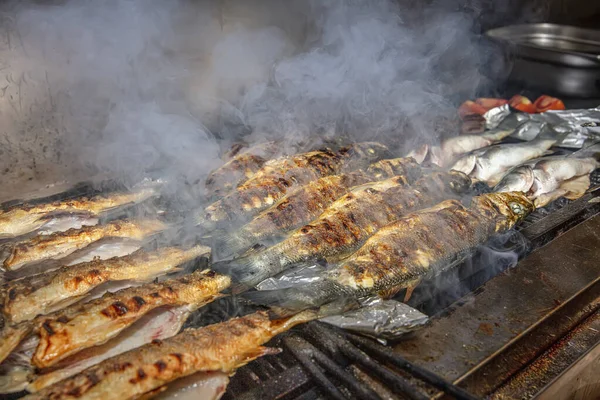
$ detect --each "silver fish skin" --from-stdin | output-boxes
[245,192,534,312]
[451,139,556,185]
[222,171,472,291]
[429,129,514,167]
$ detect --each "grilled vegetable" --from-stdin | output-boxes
[508,95,536,113]
[246,192,534,312]
[24,311,315,400]
[0,179,163,239]
[2,245,210,324]
[218,157,422,257]
[197,142,391,230]
[533,95,565,112]
[222,171,472,291]
[1,219,167,272]
[451,139,556,185]
[494,155,598,207]
[205,142,280,199]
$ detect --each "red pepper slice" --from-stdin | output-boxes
[458,100,488,118]
[534,95,566,112]
[508,95,537,113]
[475,98,508,110]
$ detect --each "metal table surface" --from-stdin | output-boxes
[394,208,600,397]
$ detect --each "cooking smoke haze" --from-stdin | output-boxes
[0,0,501,203]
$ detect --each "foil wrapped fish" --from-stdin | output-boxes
[1,219,167,272]
[451,139,556,185]
[197,142,392,230]
[2,245,210,324]
[222,170,472,291]
[494,155,599,207]
[24,311,315,400]
[0,179,163,239]
[0,269,230,369]
[246,192,534,312]
[205,141,280,199]
[217,157,422,257]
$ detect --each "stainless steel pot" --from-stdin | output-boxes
[486,24,600,97]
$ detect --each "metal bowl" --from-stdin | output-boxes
[486,24,600,97]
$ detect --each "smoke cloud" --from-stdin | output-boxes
[0,0,501,202]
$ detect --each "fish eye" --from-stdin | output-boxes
[509,201,524,214]
[368,149,375,154]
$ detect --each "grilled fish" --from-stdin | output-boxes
[218,157,423,257]
[205,142,280,199]
[2,245,210,324]
[0,179,163,239]
[24,310,315,400]
[150,371,229,400]
[247,192,534,312]
[0,270,229,369]
[494,155,599,207]
[28,307,192,393]
[429,129,514,167]
[1,219,167,271]
[451,139,556,185]
[198,142,391,230]
[223,170,472,290]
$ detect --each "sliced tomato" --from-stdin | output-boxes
[508,95,537,113]
[458,100,488,118]
[475,98,508,110]
[534,95,566,112]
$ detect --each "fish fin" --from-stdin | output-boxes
[0,322,33,365]
[534,175,591,207]
[232,346,281,371]
[451,154,477,176]
[377,284,405,300]
[0,365,31,394]
[135,385,168,400]
[403,283,420,303]
[270,310,319,334]
[406,144,429,164]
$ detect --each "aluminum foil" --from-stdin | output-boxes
[484,106,600,148]
[255,264,430,340]
[320,297,429,341]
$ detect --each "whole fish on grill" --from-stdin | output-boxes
[2,245,210,324]
[24,310,316,400]
[0,179,163,239]
[217,157,423,257]
[1,219,167,272]
[427,129,514,167]
[196,142,392,230]
[221,170,472,291]
[0,269,230,369]
[246,192,534,312]
[494,155,599,207]
[451,139,556,186]
[205,141,280,199]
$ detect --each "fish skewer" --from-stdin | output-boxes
[2,245,210,324]
[218,157,423,257]
[494,155,599,207]
[0,179,163,239]
[205,141,280,199]
[24,310,315,400]
[198,142,392,230]
[451,138,556,186]
[1,219,167,272]
[247,192,534,312]
[222,170,472,291]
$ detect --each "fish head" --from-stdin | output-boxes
[479,192,535,229]
[494,165,535,194]
[451,154,477,176]
[348,142,393,162]
[445,170,472,194]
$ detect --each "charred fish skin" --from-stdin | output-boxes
[451,139,556,185]
[30,270,230,369]
[0,179,163,239]
[1,219,168,271]
[198,142,391,229]
[219,157,423,257]
[247,192,534,312]
[2,245,210,324]
[224,170,472,290]
[25,311,315,400]
[205,142,280,199]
